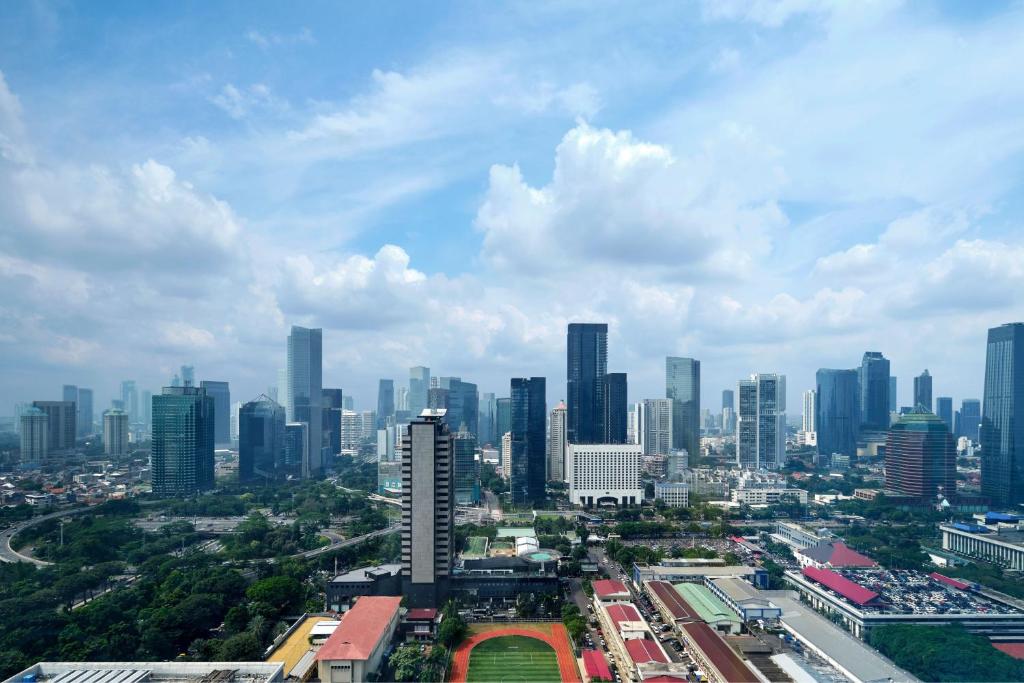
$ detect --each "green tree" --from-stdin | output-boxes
[389,644,425,682]
[245,575,303,612]
[220,631,263,661]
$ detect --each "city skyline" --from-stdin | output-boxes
[3,5,1023,415]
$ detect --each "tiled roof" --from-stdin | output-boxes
[593,579,629,598]
[316,596,401,662]
[680,622,759,683]
[802,567,880,606]
[582,650,612,681]
[800,541,877,567]
[625,639,668,664]
[929,572,970,590]
[605,603,642,630]
[405,608,438,620]
[647,581,699,620]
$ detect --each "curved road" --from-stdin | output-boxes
[0,506,92,566]
[294,524,399,559]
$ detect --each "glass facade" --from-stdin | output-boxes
[913,370,933,412]
[510,377,546,505]
[440,377,479,437]
[981,323,1024,506]
[239,396,286,481]
[886,408,956,500]
[567,323,607,444]
[453,428,479,505]
[376,379,395,429]
[151,386,214,496]
[287,325,323,477]
[859,352,891,431]
[200,380,231,446]
[408,366,430,418]
[816,368,860,457]
[603,372,628,444]
[666,357,700,459]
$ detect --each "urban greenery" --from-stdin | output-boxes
[867,624,1024,682]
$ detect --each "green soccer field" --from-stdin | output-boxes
[466,636,561,683]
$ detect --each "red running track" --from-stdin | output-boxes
[449,624,580,683]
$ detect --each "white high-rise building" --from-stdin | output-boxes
[340,409,362,449]
[20,407,48,464]
[230,401,242,445]
[800,389,817,447]
[567,443,643,507]
[501,432,512,478]
[103,409,129,458]
[638,399,673,456]
[737,374,787,470]
[548,401,567,482]
[627,404,639,445]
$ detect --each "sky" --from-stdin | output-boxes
[2,0,1023,416]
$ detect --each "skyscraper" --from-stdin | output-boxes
[322,388,344,456]
[859,352,891,431]
[440,377,478,436]
[121,380,138,423]
[981,323,1024,506]
[549,401,567,482]
[151,385,214,497]
[956,398,982,442]
[567,323,607,444]
[736,374,786,470]
[802,389,817,434]
[666,357,700,459]
[401,410,454,608]
[935,396,953,430]
[284,422,308,474]
[889,376,898,414]
[103,409,129,458]
[200,380,231,447]
[62,384,77,404]
[913,369,933,412]
[376,379,395,430]
[287,325,323,477]
[722,388,736,433]
[638,399,673,456]
[180,365,195,387]
[886,408,956,501]
[277,368,289,416]
[603,372,628,444]
[722,389,734,411]
[32,401,76,453]
[20,407,48,464]
[816,369,859,458]
[408,366,430,418]
[510,377,546,505]
[239,395,286,481]
[496,398,511,443]
[479,392,497,446]
[141,390,152,434]
[453,426,479,505]
[77,388,93,437]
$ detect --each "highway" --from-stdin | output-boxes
[292,524,400,559]
[0,506,92,566]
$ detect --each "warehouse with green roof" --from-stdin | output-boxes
[673,583,742,634]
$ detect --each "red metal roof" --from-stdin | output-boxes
[405,608,438,620]
[582,650,613,681]
[625,638,668,664]
[593,579,629,598]
[680,622,759,683]
[802,567,880,606]
[929,572,970,590]
[827,542,878,567]
[647,581,699,620]
[317,596,402,662]
[643,678,687,683]
[605,603,642,630]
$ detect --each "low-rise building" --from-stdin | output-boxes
[316,596,402,683]
[731,486,807,506]
[704,577,782,622]
[592,578,631,605]
[770,521,831,550]
[671,583,742,634]
[326,564,401,611]
[678,622,759,683]
[653,481,689,508]
[632,562,766,588]
[795,541,878,570]
[941,523,1024,571]
[4,662,283,683]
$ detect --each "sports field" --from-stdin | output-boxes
[466,636,560,682]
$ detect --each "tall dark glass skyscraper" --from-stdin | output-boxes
[666,357,700,459]
[913,369,933,412]
[408,366,430,418]
[151,385,214,496]
[510,377,546,505]
[322,388,343,455]
[239,395,286,481]
[816,369,860,457]
[496,397,511,440]
[886,408,956,501]
[981,323,1024,506]
[859,352,891,431]
[440,377,478,436]
[722,389,734,410]
[956,398,982,442]
[935,396,953,430]
[287,325,322,477]
[200,380,230,447]
[478,392,497,446]
[567,323,607,444]
[453,427,479,505]
[603,372,628,444]
[376,379,395,430]
[889,376,897,413]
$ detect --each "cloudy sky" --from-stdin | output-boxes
[2,0,1023,416]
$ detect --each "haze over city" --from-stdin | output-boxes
[4,2,1024,411]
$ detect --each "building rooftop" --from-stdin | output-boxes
[593,579,629,598]
[605,603,643,631]
[646,581,700,620]
[679,622,759,683]
[316,596,402,662]
[798,541,877,568]
[330,564,401,583]
[582,650,612,681]
[707,577,772,605]
[634,563,757,579]
[404,608,438,621]
[3,663,284,683]
[624,639,668,664]
[673,583,741,625]
[801,567,880,606]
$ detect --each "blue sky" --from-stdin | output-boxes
[2,0,1024,416]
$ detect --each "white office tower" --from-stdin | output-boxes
[627,404,639,445]
[800,389,817,447]
[549,401,567,482]
[103,409,129,458]
[20,407,48,463]
[567,443,643,507]
[501,431,512,478]
[377,429,389,460]
[638,399,673,456]
[340,410,362,449]
[230,401,242,446]
[737,374,787,470]
[286,326,323,477]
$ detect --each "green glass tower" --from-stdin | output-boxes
[151,385,214,497]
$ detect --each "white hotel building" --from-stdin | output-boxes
[568,443,643,507]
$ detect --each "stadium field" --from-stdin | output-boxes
[466,635,560,682]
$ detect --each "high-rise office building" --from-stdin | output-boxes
[479,392,497,446]
[396,386,408,412]
[638,399,673,456]
[408,366,430,419]
[284,422,308,474]
[935,397,953,430]
[440,377,479,436]
[889,376,897,414]
[453,427,479,505]
[736,374,786,470]
[510,377,546,505]
[62,384,77,405]
[32,401,76,453]
[722,389,734,411]
[428,387,449,414]
[141,390,152,433]
[287,325,323,477]
[859,352,890,431]
[376,379,395,430]
[886,408,956,501]
[549,401,567,482]
[722,388,736,433]
[501,431,512,478]
[981,323,1024,506]
[199,380,231,447]
[180,365,195,386]
[151,385,214,497]
[496,398,511,443]
[401,410,454,608]
[816,369,859,458]
[19,407,48,464]
[121,380,138,423]
[77,388,93,437]
[277,368,289,416]
[239,396,286,481]
[913,369,933,412]
[567,443,643,507]
[322,388,344,456]
[802,389,817,434]
[603,372,628,444]
[567,323,607,444]
[103,409,129,458]
[342,395,354,411]
[956,399,982,442]
[666,357,700,459]
[230,401,242,445]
